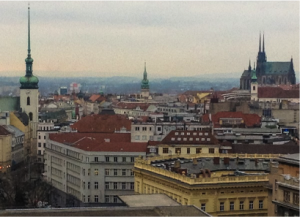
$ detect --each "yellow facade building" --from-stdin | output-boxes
[0,126,12,173]
[134,153,280,216]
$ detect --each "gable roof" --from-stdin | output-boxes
[263,62,291,75]
[70,114,131,133]
[89,94,106,103]
[0,125,11,136]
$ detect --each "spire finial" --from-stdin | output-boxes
[262,32,265,52]
[248,59,251,71]
[259,32,261,52]
[28,3,31,57]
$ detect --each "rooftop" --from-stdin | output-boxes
[277,153,300,166]
[119,194,180,207]
[258,86,299,99]
[49,133,147,153]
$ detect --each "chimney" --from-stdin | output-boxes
[201,169,206,178]
[255,159,258,167]
[193,158,198,165]
[104,138,110,142]
[205,169,211,177]
[174,160,181,169]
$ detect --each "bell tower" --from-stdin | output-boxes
[19,5,39,136]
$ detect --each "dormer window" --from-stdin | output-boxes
[171,138,175,141]
[201,138,205,141]
[204,132,208,136]
[207,138,211,141]
[181,132,184,135]
[183,138,187,141]
[175,132,178,135]
[199,132,203,136]
[196,138,199,141]
[177,138,181,141]
[187,132,190,135]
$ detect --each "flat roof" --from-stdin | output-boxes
[119,194,180,207]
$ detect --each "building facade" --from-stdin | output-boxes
[44,133,147,207]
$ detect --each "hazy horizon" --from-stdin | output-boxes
[0,1,298,78]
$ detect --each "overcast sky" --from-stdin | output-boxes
[0,1,298,78]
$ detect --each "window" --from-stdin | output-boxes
[209,148,215,153]
[94,182,98,189]
[87,195,90,202]
[88,182,90,189]
[105,169,109,176]
[142,135,147,140]
[249,201,253,210]
[82,169,85,176]
[131,170,134,176]
[105,182,109,189]
[114,157,118,162]
[259,200,263,209]
[149,127,152,131]
[114,182,118,189]
[163,148,169,153]
[131,157,135,162]
[38,143,41,147]
[157,127,162,131]
[114,169,118,176]
[29,112,33,121]
[122,182,126,190]
[284,191,290,202]
[240,201,244,210]
[105,157,109,162]
[196,148,202,154]
[175,148,181,154]
[94,169,98,176]
[134,135,140,140]
[88,169,90,176]
[293,193,299,205]
[201,203,206,211]
[135,127,140,131]
[83,182,85,189]
[253,85,256,91]
[105,195,109,203]
[94,157,98,162]
[220,202,224,211]
[44,136,46,139]
[38,150,41,155]
[83,195,85,202]
[230,201,234,210]
[142,127,147,131]
[43,143,46,147]
[27,96,30,105]
[113,196,118,203]
[130,182,134,190]
[94,195,98,202]
[122,157,126,162]
[122,169,126,176]
[187,148,190,154]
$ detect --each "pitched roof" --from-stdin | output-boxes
[89,94,106,103]
[49,133,146,152]
[258,86,299,99]
[230,143,299,154]
[202,111,261,127]
[0,125,11,136]
[161,130,219,145]
[263,62,291,75]
[70,114,131,133]
[113,102,151,111]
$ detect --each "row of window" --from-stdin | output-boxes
[162,147,215,154]
[82,195,121,203]
[38,143,46,148]
[105,169,134,176]
[175,132,208,136]
[200,200,263,212]
[105,156,135,163]
[38,126,54,131]
[134,135,149,140]
[105,182,134,190]
[38,135,47,140]
[284,191,299,205]
[171,137,211,142]
[135,126,152,131]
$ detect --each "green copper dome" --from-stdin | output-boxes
[251,71,257,82]
[20,75,39,89]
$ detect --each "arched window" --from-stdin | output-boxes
[27,97,30,105]
[284,77,287,84]
[278,77,282,84]
[29,112,33,121]
[253,85,256,91]
[262,77,266,84]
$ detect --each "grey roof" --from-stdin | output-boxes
[278,153,300,166]
[233,128,281,134]
[263,62,290,75]
[151,157,270,176]
[0,97,20,112]
[241,70,255,77]
[119,194,180,207]
[0,205,210,216]
[2,125,24,137]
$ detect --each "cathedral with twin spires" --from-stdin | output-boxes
[240,33,296,90]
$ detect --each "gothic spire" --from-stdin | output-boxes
[262,32,265,53]
[248,59,251,71]
[143,61,147,80]
[259,32,261,52]
[27,3,31,58]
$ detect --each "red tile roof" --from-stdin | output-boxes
[161,130,219,145]
[258,86,299,98]
[202,111,261,127]
[49,133,146,152]
[89,94,106,103]
[71,114,131,133]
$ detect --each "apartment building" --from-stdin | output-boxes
[45,132,147,207]
[267,153,299,216]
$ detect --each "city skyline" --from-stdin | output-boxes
[0,1,299,78]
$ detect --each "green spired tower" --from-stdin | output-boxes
[141,62,150,99]
[19,4,39,125]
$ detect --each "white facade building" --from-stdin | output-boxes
[44,133,147,207]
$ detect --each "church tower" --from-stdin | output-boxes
[141,62,150,99]
[250,71,258,101]
[256,32,267,78]
[19,5,39,125]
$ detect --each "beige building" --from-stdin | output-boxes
[267,153,299,216]
[0,126,12,173]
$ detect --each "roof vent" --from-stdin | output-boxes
[104,138,110,142]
